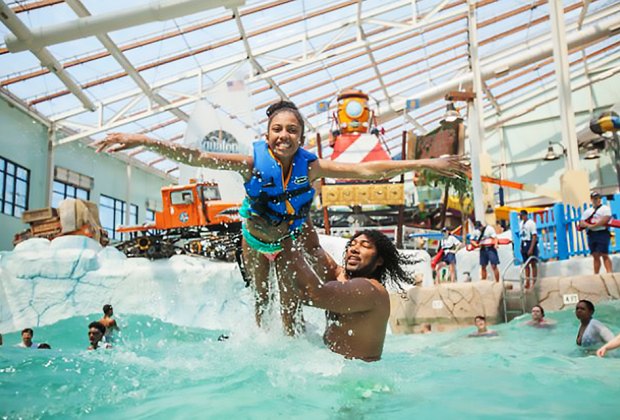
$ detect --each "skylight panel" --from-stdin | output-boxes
[7,1,75,29]
[247,23,307,52]
[31,93,84,117]
[366,4,412,24]
[150,121,186,140]
[0,50,42,80]
[63,54,126,83]
[9,71,65,101]
[152,159,178,173]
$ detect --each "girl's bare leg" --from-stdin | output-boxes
[275,265,305,336]
[242,240,271,328]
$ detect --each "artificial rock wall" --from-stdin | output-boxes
[535,273,620,311]
[389,273,620,334]
[389,281,504,334]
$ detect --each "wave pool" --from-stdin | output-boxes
[1,237,619,418]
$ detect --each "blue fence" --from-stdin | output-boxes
[509,193,620,264]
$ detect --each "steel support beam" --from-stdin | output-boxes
[125,164,132,231]
[467,0,486,222]
[578,0,592,30]
[65,0,189,123]
[370,11,620,133]
[43,0,471,121]
[252,2,469,83]
[549,0,580,171]
[5,0,245,53]
[12,0,64,13]
[46,124,55,207]
[487,57,620,129]
[231,7,310,128]
[0,1,95,111]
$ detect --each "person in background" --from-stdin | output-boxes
[37,343,51,349]
[518,210,538,289]
[98,304,119,343]
[579,191,612,274]
[575,299,614,348]
[17,328,39,349]
[0,332,3,346]
[420,323,432,334]
[437,227,461,283]
[468,315,498,337]
[525,305,555,328]
[471,221,500,282]
[88,321,112,350]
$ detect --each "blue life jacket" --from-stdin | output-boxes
[244,140,318,230]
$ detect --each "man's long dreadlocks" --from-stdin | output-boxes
[345,230,415,293]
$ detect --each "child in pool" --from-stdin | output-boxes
[95,100,467,335]
[468,315,498,337]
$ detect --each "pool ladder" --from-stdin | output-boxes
[500,256,539,323]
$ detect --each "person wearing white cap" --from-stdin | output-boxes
[579,191,612,274]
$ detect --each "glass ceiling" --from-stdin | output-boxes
[1,0,619,177]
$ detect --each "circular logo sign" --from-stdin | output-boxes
[179,212,189,223]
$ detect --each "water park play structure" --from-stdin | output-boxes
[317,89,422,246]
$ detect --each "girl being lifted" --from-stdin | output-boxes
[96,100,467,336]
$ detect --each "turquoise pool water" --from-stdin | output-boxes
[2,300,620,419]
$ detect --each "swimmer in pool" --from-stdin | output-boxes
[468,316,498,337]
[575,300,614,348]
[525,305,555,328]
[88,321,112,350]
[98,304,119,343]
[17,328,40,348]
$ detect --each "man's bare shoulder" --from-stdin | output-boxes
[99,318,117,327]
[345,277,389,301]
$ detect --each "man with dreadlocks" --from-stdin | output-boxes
[252,217,412,361]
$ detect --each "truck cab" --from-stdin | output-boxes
[156,182,240,230]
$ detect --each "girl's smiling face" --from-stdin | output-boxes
[267,110,303,162]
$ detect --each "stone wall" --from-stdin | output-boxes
[536,273,620,311]
[389,281,504,334]
[389,273,620,334]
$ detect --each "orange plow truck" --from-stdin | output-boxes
[116,180,242,261]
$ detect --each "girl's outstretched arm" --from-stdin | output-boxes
[95,133,253,178]
[310,155,467,181]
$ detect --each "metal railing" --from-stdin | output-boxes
[501,255,539,323]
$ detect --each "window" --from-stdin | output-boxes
[171,189,195,205]
[54,167,93,190]
[52,181,90,208]
[146,208,156,222]
[200,185,221,201]
[0,156,29,218]
[99,194,138,241]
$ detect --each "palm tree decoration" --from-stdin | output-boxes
[420,169,473,235]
